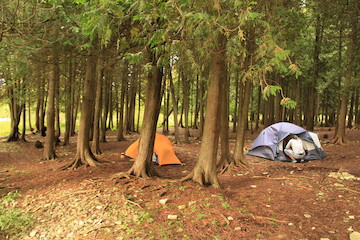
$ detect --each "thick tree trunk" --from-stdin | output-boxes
[126,52,163,178]
[43,53,59,160]
[62,51,102,169]
[182,33,226,188]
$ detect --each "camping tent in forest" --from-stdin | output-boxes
[247,122,326,162]
[125,133,182,166]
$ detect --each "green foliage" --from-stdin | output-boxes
[262,85,281,100]
[280,97,297,109]
[0,191,33,238]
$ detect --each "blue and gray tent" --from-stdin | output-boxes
[247,122,326,162]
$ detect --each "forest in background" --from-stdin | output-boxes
[0,0,359,187]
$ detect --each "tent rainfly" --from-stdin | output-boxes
[125,133,182,166]
[247,122,326,162]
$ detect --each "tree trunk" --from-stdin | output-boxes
[63,56,74,146]
[307,15,322,131]
[28,99,33,132]
[168,66,180,144]
[100,75,109,142]
[126,52,163,178]
[232,71,240,133]
[7,81,23,142]
[347,91,354,128]
[182,72,190,143]
[91,58,105,154]
[20,103,26,143]
[332,7,358,144]
[125,65,137,133]
[217,59,231,173]
[182,33,226,188]
[43,53,59,160]
[234,26,255,165]
[193,74,200,129]
[117,61,127,141]
[199,67,207,137]
[162,72,169,134]
[62,51,102,169]
[54,67,61,145]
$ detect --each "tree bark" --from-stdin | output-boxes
[63,56,74,146]
[332,6,358,144]
[168,65,180,143]
[43,53,58,160]
[233,26,255,166]
[126,51,163,178]
[217,59,231,173]
[91,58,105,154]
[182,33,226,188]
[7,79,23,142]
[306,14,322,131]
[62,51,102,169]
[117,61,127,141]
[182,72,190,143]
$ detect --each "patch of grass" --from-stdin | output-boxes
[0,191,33,239]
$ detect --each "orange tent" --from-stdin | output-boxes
[125,133,182,166]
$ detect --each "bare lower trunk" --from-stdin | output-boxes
[62,50,102,169]
[182,33,226,188]
[92,59,104,154]
[126,52,162,178]
[217,62,231,173]
[43,53,58,160]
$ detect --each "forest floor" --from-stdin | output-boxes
[1,127,360,240]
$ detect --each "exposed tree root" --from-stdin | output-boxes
[331,136,347,145]
[7,135,19,142]
[42,154,57,161]
[181,170,221,189]
[111,172,132,180]
[60,150,103,170]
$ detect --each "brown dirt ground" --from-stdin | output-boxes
[0,127,360,240]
